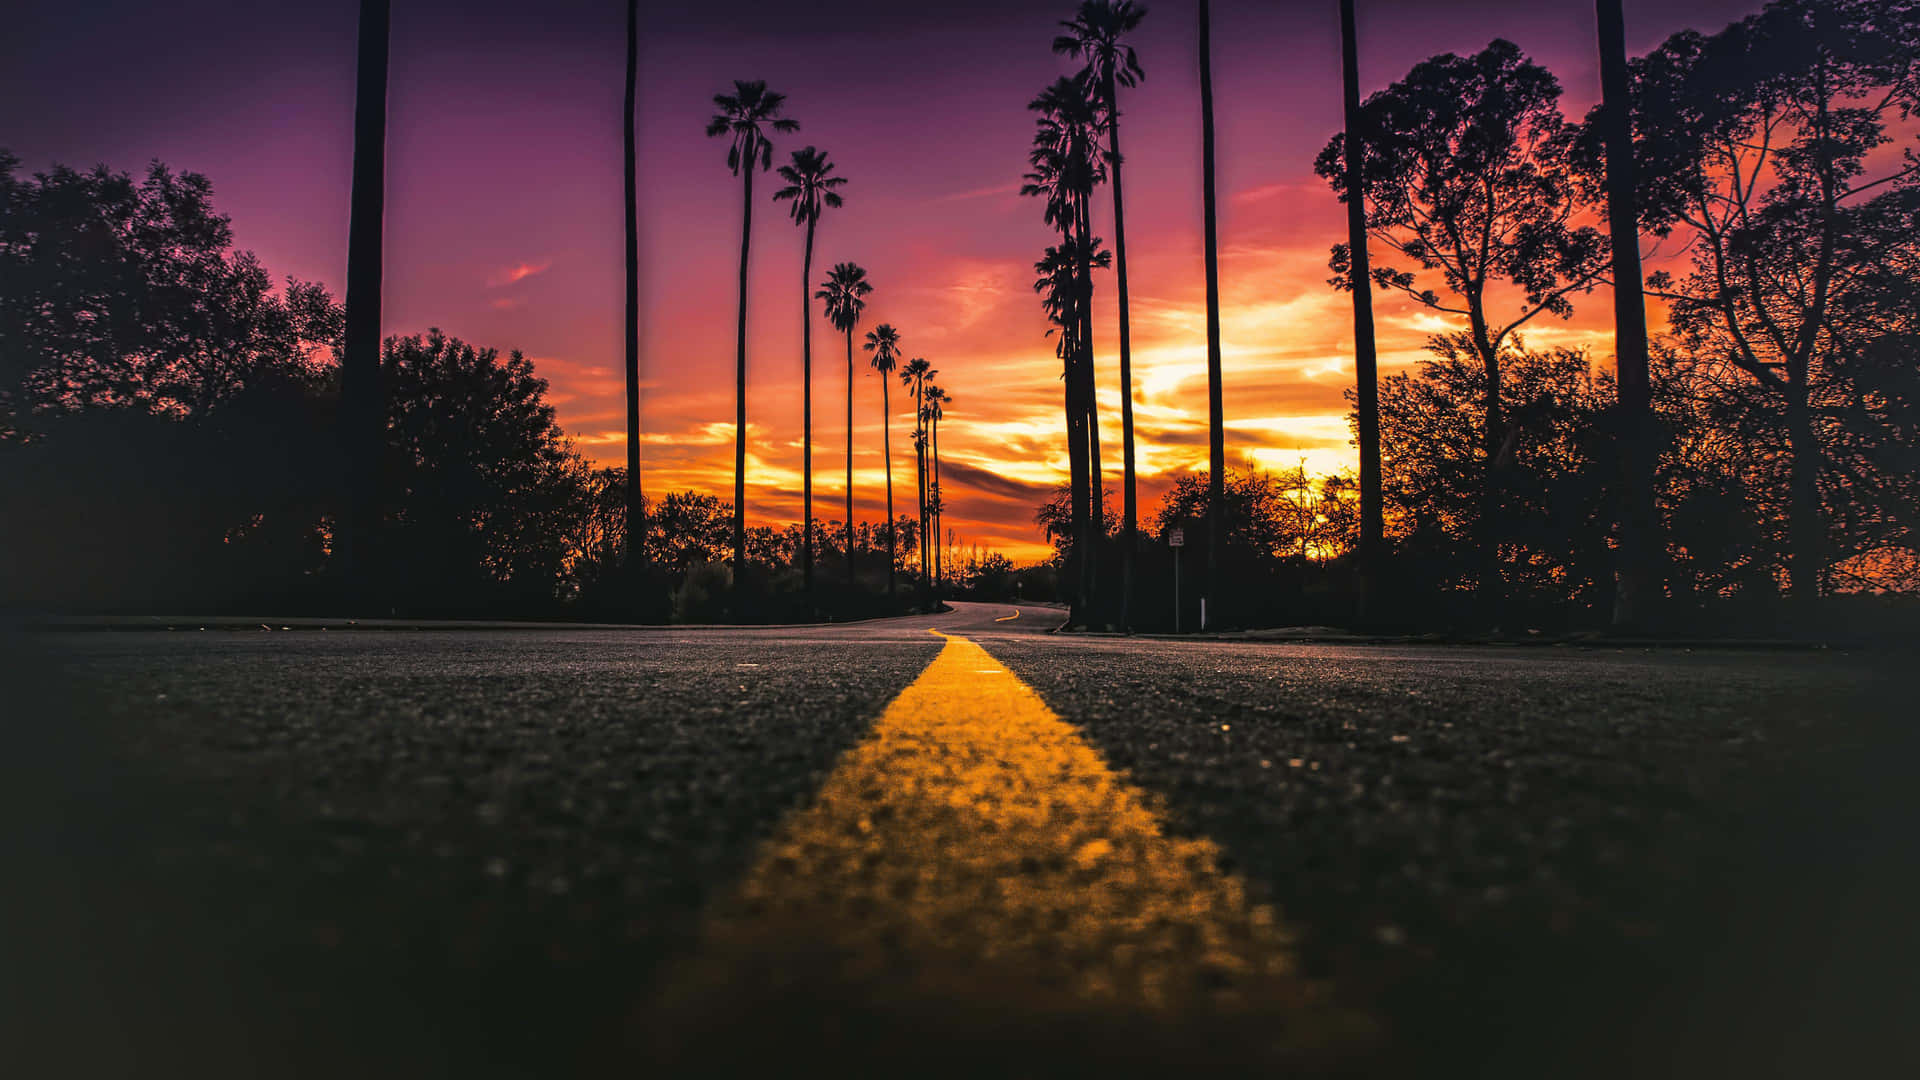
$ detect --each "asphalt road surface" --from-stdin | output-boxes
[5,602,1914,1078]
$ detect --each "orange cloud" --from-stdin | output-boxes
[487,259,553,288]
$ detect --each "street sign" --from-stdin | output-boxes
[1169,528,1185,547]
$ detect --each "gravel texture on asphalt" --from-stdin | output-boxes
[976,633,1917,1078]
[5,627,941,1079]
[5,606,1915,1079]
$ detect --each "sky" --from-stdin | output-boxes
[5,0,1767,561]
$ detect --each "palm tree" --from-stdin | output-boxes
[1338,0,1382,621]
[900,356,934,588]
[1056,0,1147,630]
[863,324,902,594]
[707,80,798,571]
[925,385,949,586]
[340,0,390,605]
[772,147,846,598]
[1595,0,1659,630]
[1024,77,1108,623]
[622,0,645,587]
[1198,0,1226,629]
[817,262,872,583]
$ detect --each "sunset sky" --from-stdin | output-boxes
[6,0,1765,560]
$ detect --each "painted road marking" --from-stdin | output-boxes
[649,630,1357,1060]
[994,608,1021,622]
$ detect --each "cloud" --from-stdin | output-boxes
[938,459,1055,504]
[931,182,1023,204]
[487,259,553,288]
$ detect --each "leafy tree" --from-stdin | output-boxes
[707,79,799,570]
[1056,0,1148,628]
[378,331,592,613]
[1369,337,1616,620]
[817,261,872,583]
[773,146,846,597]
[1315,40,1609,615]
[1618,0,1920,610]
[0,154,338,432]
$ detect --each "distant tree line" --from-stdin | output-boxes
[0,152,936,620]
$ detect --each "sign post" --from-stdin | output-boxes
[1169,528,1186,633]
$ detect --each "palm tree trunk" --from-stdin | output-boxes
[340,0,390,609]
[733,158,754,571]
[1076,198,1102,619]
[1596,0,1659,631]
[883,378,895,595]
[846,327,856,585]
[1340,0,1382,626]
[622,0,645,587]
[1199,0,1226,629]
[932,414,942,587]
[914,383,927,592]
[1105,68,1138,633]
[800,217,816,597]
[1064,345,1091,621]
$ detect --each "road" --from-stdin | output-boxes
[4,602,1914,1077]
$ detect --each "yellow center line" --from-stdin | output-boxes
[994,608,1021,622]
[648,630,1365,1061]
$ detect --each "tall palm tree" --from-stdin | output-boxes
[1595,0,1659,630]
[340,0,390,605]
[707,80,798,571]
[817,262,872,583]
[622,0,645,586]
[772,147,846,598]
[1056,0,1147,630]
[863,323,902,594]
[925,384,949,587]
[1198,0,1226,628]
[1025,78,1107,623]
[900,356,934,587]
[1339,0,1382,620]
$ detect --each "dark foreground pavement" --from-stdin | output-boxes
[4,602,1914,1077]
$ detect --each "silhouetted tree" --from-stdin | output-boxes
[707,80,798,570]
[0,155,339,428]
[1316,39,1609,621]
[378,331,592,612]
[773,146,846,598]
[1592,0,1661,630]
[926,383,949,585]
[863,323,902,593]
[1336,0,1385,620]
[900,355,934,589]
[1024,76,1108,623]
[1198,0,1226,628]
[818,261,872,583]
[341,0,390,605]
[622,0,646,588]
[1056,0,1148,629]
[1620,0,1920,615]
